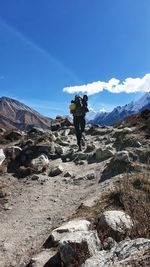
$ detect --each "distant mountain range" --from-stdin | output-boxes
[88,92,150,125]
[0,93,150,131]
[0,96,52,131]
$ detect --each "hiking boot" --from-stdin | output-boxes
[82,132,85,139]
[78,145,82,151]
[81,138,85,147]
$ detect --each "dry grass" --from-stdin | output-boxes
[108,172,150,240]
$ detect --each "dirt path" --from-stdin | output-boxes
[0,160,101,267]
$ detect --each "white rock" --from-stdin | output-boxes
[59,230,101,256]
[0,149,5,165]
[115,150,130,162]
[82,238,150,266]
[51,219,91,243]
[98,210,133,233]
[111,238,150,262]
[31,154,49,171]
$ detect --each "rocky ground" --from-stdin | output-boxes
[0,113,150,267]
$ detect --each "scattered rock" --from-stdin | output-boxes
[5,146,22,158]
[86,173,96,180]
[31,154,49,172]
[5,131,22,141]
[49,165,63,177]
[100,152,134,181]
[95,147,115,161]
[55,145,64,155]
[64,171,72,177]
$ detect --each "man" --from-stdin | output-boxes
[70,95,89,151]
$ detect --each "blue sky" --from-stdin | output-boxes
[0,0,150,117]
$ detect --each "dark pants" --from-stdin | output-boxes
[73,116,85,147]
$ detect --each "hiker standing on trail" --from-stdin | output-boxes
[69,95,89,151]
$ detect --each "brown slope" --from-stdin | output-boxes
[119,109,150,138]
[0,96,52,131]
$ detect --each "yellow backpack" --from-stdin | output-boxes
[69,102,76,113]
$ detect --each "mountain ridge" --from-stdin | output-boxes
[89,92,150,125]
[0,96,52,131]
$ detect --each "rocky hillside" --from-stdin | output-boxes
[0,113,150,267]
[0,96,52,131]
[89,92,150,125]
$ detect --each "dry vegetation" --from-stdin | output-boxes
[74,171,150,246]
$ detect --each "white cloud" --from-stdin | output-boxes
[99,108,107,112]
[63,73,150,95]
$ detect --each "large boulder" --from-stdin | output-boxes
[58,230,101,265]
[97,210,133,240]
[51,219,91,244]
[82,238,150,267]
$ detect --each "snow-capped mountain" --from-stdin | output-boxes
[0,96,52,130]
[89,92,150,125]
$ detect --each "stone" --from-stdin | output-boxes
[51,219,91,244]
[16,166,33,178]
[5,146,22,158]
[113,134,142,151]
[31,175,39,181]
[100,152,134,181]
[86,173,96,180]
[37,142,55,155]
[111,238,150,263]
[0,127,6,134]
[134,148,150,164]
[64,171,72,177]
[115,150,130,162]
[59,230,101,257]
[103,237,117,250]
[81,251,107,267]
[5,131,22,141]
[95,147,115,161]
[61,129,71,136]
[30,250,57,267]
[0,149,5,165]
[82,238,150,267]
[97,210,133,235]
[55,145,64,155]
[84,144,96,153]
[31,154,49,172]
[49,165,63,177]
